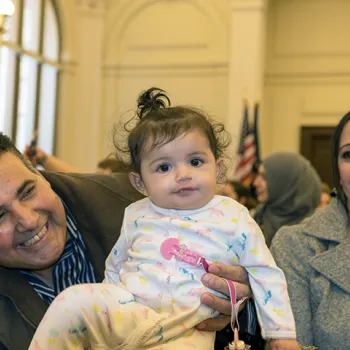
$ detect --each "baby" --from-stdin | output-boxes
[30,88,299,350]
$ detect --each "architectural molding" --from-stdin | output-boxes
[230,0,268,11]
[103,62,228,78]
[127,43,208,52]
[103,0,229,64]
[60,59,78,75]
[76,0,107,12]
[265,72,350,86]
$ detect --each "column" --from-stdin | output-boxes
[71,0,106,171]
[227,0,268,153]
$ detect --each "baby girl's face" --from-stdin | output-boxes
[131,130,222,210]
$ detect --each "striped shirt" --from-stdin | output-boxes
[20,201,97,304]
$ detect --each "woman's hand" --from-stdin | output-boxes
[196,262,252,331]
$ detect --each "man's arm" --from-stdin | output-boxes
[24,145,81,173]
[0,296,36,350]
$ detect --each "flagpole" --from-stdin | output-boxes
[253,101,260,164]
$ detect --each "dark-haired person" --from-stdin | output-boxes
[271,111,350,350]
[96,158,132,174]
[0,133,251,349]
[253,152,321,247]
[30,88,298,350]
[24,144,131,174]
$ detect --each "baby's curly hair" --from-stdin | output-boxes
[115,87,231,180]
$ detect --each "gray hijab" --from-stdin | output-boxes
[258,152,321,246]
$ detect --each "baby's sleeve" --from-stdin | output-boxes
[233,208,296,340]
[103,219,129,285]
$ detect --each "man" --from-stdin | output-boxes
[0,133,251,349]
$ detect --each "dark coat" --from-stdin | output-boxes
[0,172,142,350]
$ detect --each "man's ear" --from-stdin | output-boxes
[129,172,148,196]
[216,159,225,180]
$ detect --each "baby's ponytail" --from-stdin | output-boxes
[137,87,170,120]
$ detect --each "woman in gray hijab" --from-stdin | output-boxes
[253,152,321,246]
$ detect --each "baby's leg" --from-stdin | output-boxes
[141,327,216,350]
[29,283,216,350]
[29,283,161,350]
[138,305,216,350]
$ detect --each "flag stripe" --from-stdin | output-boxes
[235,102,259,185]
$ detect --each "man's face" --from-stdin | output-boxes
[0,152,67,270]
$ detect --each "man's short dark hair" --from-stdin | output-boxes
[0,132,35,172]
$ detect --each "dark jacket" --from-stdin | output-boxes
[0,172,142,350]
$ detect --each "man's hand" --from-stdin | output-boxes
[196,262,252,331]
[269,339,300,350]
[24,145,47,166]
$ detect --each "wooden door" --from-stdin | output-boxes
[300,126,336,188]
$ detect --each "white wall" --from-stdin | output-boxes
[263,0,350,157]
[101,0,231,157]
[55,0,106,171]
[54,0,350,170]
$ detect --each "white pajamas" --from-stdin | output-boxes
[30,196,296,349]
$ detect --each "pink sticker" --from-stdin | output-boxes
[160,238,180,260]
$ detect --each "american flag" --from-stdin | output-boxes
[234,102,259,185]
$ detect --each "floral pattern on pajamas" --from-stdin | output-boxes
[30,196,296,349]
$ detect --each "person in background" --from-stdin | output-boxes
[96,158,131,174]
[253,152,321,247]
[271,111,350,349]
[317,182,332,209]
[217,180,258,214]
[0,131,252,350]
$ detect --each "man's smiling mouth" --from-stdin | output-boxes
[19,223,49,247]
